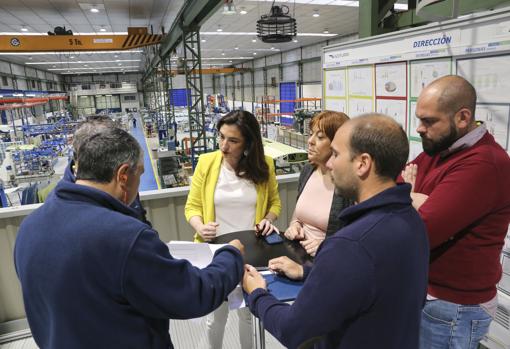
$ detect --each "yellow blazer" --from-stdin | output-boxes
[185,150,282,242]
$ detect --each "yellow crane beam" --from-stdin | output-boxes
[0,28,162,52]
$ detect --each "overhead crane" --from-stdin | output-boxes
[0,27,162,52]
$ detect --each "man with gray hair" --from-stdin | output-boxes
[14,127,245,349]
[243,114,429,349]
[63,115,149,225]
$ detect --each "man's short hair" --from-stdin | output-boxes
[349,114,409,180]
[73,115,115,159]
[76,127,142,183]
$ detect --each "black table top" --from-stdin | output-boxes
[213,230,312,267]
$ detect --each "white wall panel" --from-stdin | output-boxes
[25,68,37,78]
[16,79,27,90]
[11,64,25,77]
[302,43,322,59]
[303,61,321,83]
[254,57,265,68]
[267,67,279,86]
[36,70,45,79]
[302,84,322,98]
[254,70,264,85]
[283,65,299,82]
[283,48,300,63]
[0,61,11,75]
[266,53,281,66]
[202,74,213,89]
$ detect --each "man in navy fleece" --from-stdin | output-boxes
[65,115,150,225]
[15,127,245,349]
[243,114,429,349]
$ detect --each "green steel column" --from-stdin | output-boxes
[359,0,380,38]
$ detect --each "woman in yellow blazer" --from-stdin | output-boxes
[185,110,281,349]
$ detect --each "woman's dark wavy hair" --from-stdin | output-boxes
[217,110,269,185]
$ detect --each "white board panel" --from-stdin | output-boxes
[376,99,407,130]
[457,56,510,104]
[375,62,407,98]
[409,140,423,161]
[349,98,373,117]
[475,104,510,150]
[410,59,451,98]
[409,101,419,138]
[324,69,346,97]
[348,66,373,97]
[324,99,346,113]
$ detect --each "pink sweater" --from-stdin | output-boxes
[411,132,510,304]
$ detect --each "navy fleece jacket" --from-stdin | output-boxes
[14,180,244,349]
[248,184,429,349]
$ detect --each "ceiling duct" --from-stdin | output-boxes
[256,2,297,43]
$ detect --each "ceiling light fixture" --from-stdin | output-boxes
[21,26,28,32]
[240,8,247,15]
[90,6,99,13]
[323,28,329,34]
[217,25,223,32]
[234,46,239,50]
[252,38,257,43]
[201,39,206,42]
[312,10,320,17]
[293,39,298,43]
[253,52,257,55]
[100,26,106,32]
[221,52,225,56]
[257,3,297,43]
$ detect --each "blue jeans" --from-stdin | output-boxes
[419,299,493,349]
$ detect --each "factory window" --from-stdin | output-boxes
[1,76,7,86]
[31,80,36,88]
[123,95,136,101]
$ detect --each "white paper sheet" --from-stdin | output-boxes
[376,62,407,98]
[167,241,246,310]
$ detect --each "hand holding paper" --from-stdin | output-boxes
[242,264,267,294]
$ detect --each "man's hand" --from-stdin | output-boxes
[284,221,305,240]
[268,256,304,280]
[242,264,267,294]
[198,222,219,242]
[228,239,245,256]
[300,238,324,257]
[410,192,429,211]
[401,164,418,192]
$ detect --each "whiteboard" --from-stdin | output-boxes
[409,101,419,138]
[475,104,510,150]
[348,66,373,97]
[409,141,423,162]
[324,98,346,113]
[375,62,407,98]
[376,99,407,130]
[324,69,346,97]
[410,59,451,98]
[349,98,373,117]
[457,56,510,104]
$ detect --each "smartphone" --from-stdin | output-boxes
[265,232,284,245]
